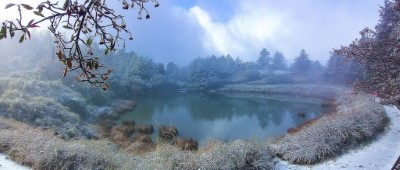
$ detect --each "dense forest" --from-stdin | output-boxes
[0,29,358,82]
[0,29,364,97]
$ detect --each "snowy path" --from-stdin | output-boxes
[275,105,400,170]
[0,154,29,170]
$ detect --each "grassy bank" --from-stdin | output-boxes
[269,92,388,164]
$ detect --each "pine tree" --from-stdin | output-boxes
[257,48,271,69]
[291,49,312,74]
[271,51,287,70]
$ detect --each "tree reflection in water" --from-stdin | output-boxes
[119,92,327,145]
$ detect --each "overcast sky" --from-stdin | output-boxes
[1,0,383,66]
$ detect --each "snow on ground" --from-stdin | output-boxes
[0,154,29,170]
[275,104,400,170]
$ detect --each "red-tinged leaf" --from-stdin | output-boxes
[66,58,72,68]
[27,19,34,26]
[94,61,99,70]
[57,51,62,60]
[79,72,86,78]
[28,24,40,28]
[63,68,68,77]
[21,4,33,10]
[26,30,31,39]
[5,3,15,9]
[101,75,108,81]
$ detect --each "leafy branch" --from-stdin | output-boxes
[1,0,159,90]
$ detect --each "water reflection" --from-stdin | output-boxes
[120,92,325,145]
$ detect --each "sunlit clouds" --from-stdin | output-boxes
[0,0,383,65]
[190,1,284,61]
[187,0,381,64]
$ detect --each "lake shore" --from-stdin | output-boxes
[1,102,398,169]
[0,84,397,169]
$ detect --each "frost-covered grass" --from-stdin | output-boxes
[218,84,347,100]
[0,117,274,169]
[0,73,98,139]
[0,78,390,168]
[269,92,388,164]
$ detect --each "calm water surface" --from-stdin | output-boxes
[120,92,328,145]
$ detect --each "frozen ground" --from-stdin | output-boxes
[275,104,400,170]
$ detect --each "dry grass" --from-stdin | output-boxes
[0,117,274,169]
[269,92,389,164]
[135,124,154,134]
[173,137,198,151]
[159,125,178,139]
[109,124,135,146]
[0,117,135,169]
[287,114,324,134]
[136,140,274,169]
